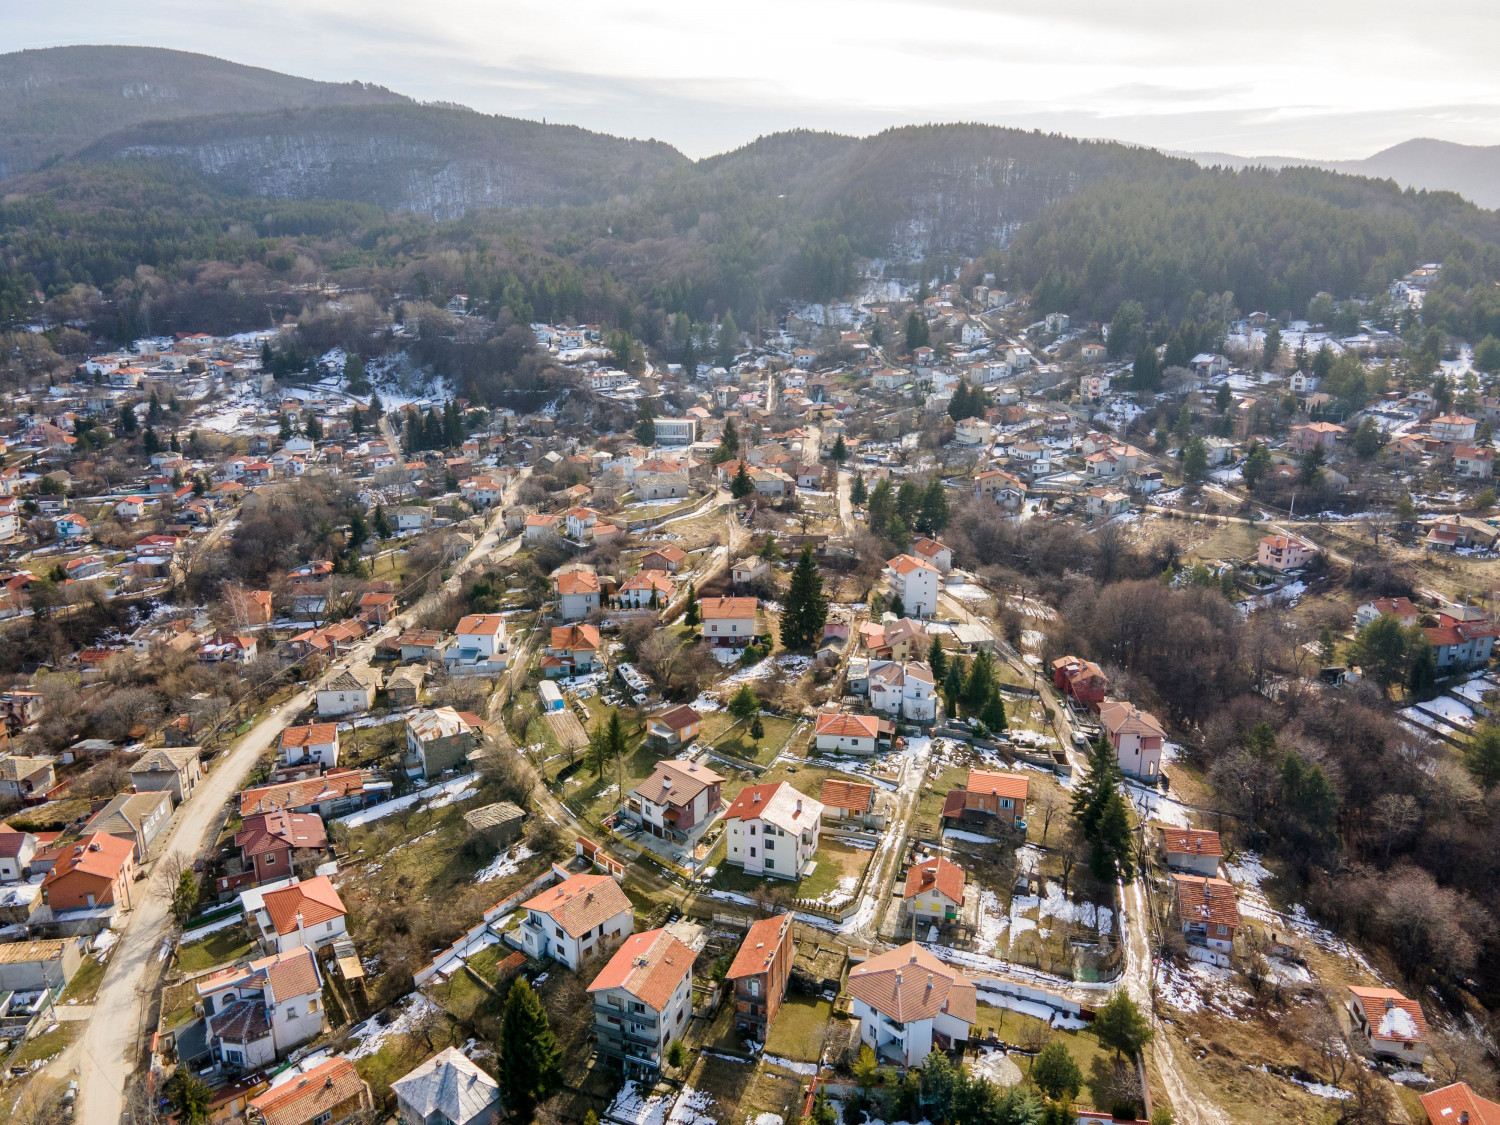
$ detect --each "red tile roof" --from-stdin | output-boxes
[587,928,694,1011]
[520,873,632,939]
[846,942,976,1024]
[814,712,880,739]
[904,857,966,904]
[249,1057,367,1125]
[1419,1082,1500,1125]
[261,876,346,936]
[819,779,873,812]
[279,723,338,750]
[966,769,1029,801]
[41,833,132,886]
[726,913,793,981]
[1160,828,1222,858]
[1349,986,1429,1043]
[1172,874,1239,929]
[700,596,757,620]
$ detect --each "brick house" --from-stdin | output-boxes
[940,769,1028,833]
[726,913,795,1039]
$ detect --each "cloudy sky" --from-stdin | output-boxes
[9,0,1500,159]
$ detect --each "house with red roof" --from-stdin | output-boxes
[1347,985,1429,1064]
[516,872,634,970]
[1424,616,1500,670]
[1052,656,1108,709]
[700,596,758,647]
[813,710,889,755]
[1098,700,1166,780]
[846,942,974,1066]
[197,947,325,1070]
[255,876,347,954]
[904,856,966,922]
[588,928,695,1076]
[1160,828,1222,878]
[726,913,795,1038]
[1257,534,1314,571]
[543,624,602,678]
[724,782,822,879]
[885,554,940,616]
[235,812,328,884]
[555,570,601,620]
[1419,1082,1500,1125]
[941,769,1028,834]
[247,1056,372,1125]
[645,705,701,750]
[39,832,135,911]
[628,759,724,842]
[278,724,339,771]
[1171,874,1239,958]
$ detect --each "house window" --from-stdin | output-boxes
[266,853,276,864]
[765,859,775,870]
[748,980,759,997]
[632,1002,645,1013]
[312,1113,331,1125]
[749,847,756,858]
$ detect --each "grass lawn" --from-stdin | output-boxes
[9,798,92,832]
[60,955,106,1004]
[177,924,255,973]
[160,979,200,1031]
[683,1053,803,1125]
[709,839,870,904]
[431,963,493,1023]
[712,714,796,767]
[763,994,830,1061]
[8,1024,78,1069]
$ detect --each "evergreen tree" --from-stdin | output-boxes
[351,406,366,435]
[1181,436,1209,482]
[166,1071,213,1125]
[729,685,760,721]
[830,434,847,464]
[896,479,923,528]
[850,472,867,506]
[305,411,323,441]
[1462,723,1500,794]
[889,593,906,618]
[1132,346,1160,390]
[1407,636,1437,698]
[942,660,964,714]
[684,583,700,626]
[905,311,929,351]
[1092,991,1154,1059]
[980,690,1008,732]
[780,545,828,651]
[347,507,369,552]
[171,870,199,924]
[369,391,383,417]
[918,479,950,534]
[343,352,369,392]
[713,418,740,464]
[962,648,996,712]
[947,382,972,422]
[760,533,782,562]
[1261,326,1282,370]
[142,426,161,455]
[635,398,657,447]
[606,709,627,760]
[730,462,755,499]
[498,977,562,1124]
[1031,1039,1083,1102]
[927,635,948,683]
[718,311,739,368]
[117,403,137,434]
[373,502,392,540]
[749,715,764,742]
[1090,791,1134,882]
[867,478,895,536]
[445,400,463,447]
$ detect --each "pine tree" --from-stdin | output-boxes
[373,502,392,540]
[927,635,947,683]
[1091,791,1134,882]
[962,648,995,712]
[948,382,972,422]
[749,715,764,742]
[731,462,755,499]
[850,472,867,506]
[498,977,562,1124]
[780,545,828,651]
[760,533,782,562]
[117,403,137,434]
[942,660,964,714]
[351,405,366,435]
[905,311,929,352]
[867,478,895,536]
[729,685,760,721]
[1031,1039,1083,1102]
[1463,724,1500,794]
[1092,990,1153,1059]
[830,434,847,464]
[347,507,369,552]
[306,412,323,441]
[889,593,905,618]
[635,398,657,447]
[980,689,1007,731]
[606,709,627,759]
[684,583,700,626]
[713,418,740,464]
[142,426,161,455]
[918,479,950,534]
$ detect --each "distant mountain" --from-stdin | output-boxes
[1178,138,1500,210]
[69,103,690,218]
[0,45,409,180]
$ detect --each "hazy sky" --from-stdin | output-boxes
[9,1,1500,160]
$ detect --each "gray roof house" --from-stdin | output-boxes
[391,1047,500,1125]
[128,747,203,803]
[84,790,173,862]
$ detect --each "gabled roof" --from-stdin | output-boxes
[236,811,327,857]
[966,769,1029,801]
[390,1047,499,1125]
[1349,986,1429,1043]
[407,707,473,742]
[634,759,724,807]
[887,553,939,576]
[455,614,506,637]
[129,746,200,774]
[239,770,370,817]
[1172,874,1239,929]
[650,704,701,732]
[1098,700,1166,740]
[846,941,976,1025]
[41,832,132,885]
[700,596,757,620]
[520,872,632,939]
[1160,828,1222,858]
[261,875,346,935]
[549,624,600,651]
[587,928,694,1010]
[819,778,874,812]
[904,857,965,904]
[814,712,880,739]
[279,723,339,750]
[725,913,793,981]
[556,571,600,595]
[724,782,822,835]
[249,1057,367,1125]
[1419,1082,1500,1125]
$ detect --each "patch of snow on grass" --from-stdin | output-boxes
[346,994,440,1059]
[474,844,534,883]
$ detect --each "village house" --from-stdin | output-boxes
[524,512,561,542]
[1085,487,1131,518]
[1098,700,1166,780]
[279,724,340,771]
[860,618,929,663]
[884,554,941,617]
[1431,414,1479,443]
[904,856,966,923]
[40,833,135,911]
[1354,597,1421,629]
[404,708,479,777]
[0,827,38,882]
[1052,656,1108,709]
[1453,444,1495,479]
[1347,986,1429,1064]
[239,770,377,821]
[846,942,975,1066]
[357,591,396,625]
[628,759,724,841]
[235,811,328,884]
[84,790,173,862]
[730,556,770,588]
[723,782,823,879]
[819,779,883,829]
[700,596,758,647]
[543,623,602,677]
[255,876,348,954]
[645,705,702,750]
[555,570,602,620]
[941,769,1028,834]
[1160,828,1223,878]
[0,755,55,802]
[866,660,937,722]
[316,667,380,717]
[392,1048,500,1125]
[1171,874,1239,958]
[813,711,890,755]
[447,614,509,674]
[247,1057,372,1125]
[1418,1082,1500,1125]
[129,746,203,803]
[910,537,953,573]
[516,872,634,970]
[1287,421,1345,453]
[1257,534,1314,571]
[619,569,675,610]
[726,912,796,1039]
[1424,617,1500,669]
[641,546,688,573]
[588,928,696,1077]
[198,946,325,1070]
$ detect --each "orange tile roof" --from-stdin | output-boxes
[41,832,132,885]
[966,769,1029,801]
[456,614,506,636]
[1349,986,1429,1043]
[279,723,339,750]
[814,712,880,739]
[846,942,976,1025]
[239,771,369,817]
[556,571,600,595]
[1419,1082,1500,1125]
[1160,828,1222,858]
[549,624,600,651]
[587,928,694,1011]
[249,1057,367,1125]
[725,913,793,981]
[520,873,632,939]
[261,876,346,936]
[819,779,873,812]
[700,596,757,620]
[1098,700,1166,740]
[1172,874,1239,929]
[904,857,966,904]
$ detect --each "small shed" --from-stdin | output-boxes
[386,666,426,709]
[463,802,526,848]
[538,681,564,713]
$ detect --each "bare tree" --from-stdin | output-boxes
[1289,1003,1353,1088]
[1033,788,1063,845]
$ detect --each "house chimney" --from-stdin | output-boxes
[895,970,902,984]
[753,792,761,803]
[795,799,802,815]
[1384,998,1395,1011]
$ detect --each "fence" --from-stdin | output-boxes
[412,863,566,986]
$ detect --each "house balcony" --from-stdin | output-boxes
[592,1003,657,1029]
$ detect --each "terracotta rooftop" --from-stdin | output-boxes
[587,928,694,1011]
[520,873,632,939]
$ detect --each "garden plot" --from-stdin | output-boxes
[607,1084,717,1125]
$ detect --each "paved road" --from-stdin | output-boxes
[72,472,532,1125]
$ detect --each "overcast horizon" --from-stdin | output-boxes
[7,1,1500,161]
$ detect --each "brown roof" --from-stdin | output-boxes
[279,723,338,750]
[1098,700,1166,740]
[725,913,793,981]
[700,596,757,620]
[966,769,1029,801]
[846,942,976,1025]
[651,705,701,732]
[1349,986,1430,1043]
[904,857,965,904]
[1172,874,1239,929]
[235,812,327,857]
[814,712,880,739]
[249,1058,368,1125]
[239,770,369,817]
[1160,828,1222,858]
[819,779,874,812]
[556,571,600,595]
[587,928,694,1011]
[633,759,723,807]
[520,873,632,939]
[550,624,601,651]
[261,876,346,936]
